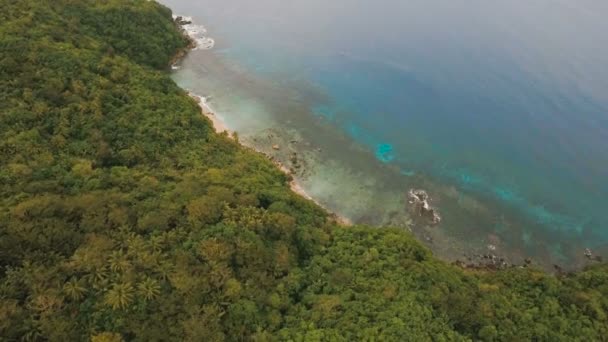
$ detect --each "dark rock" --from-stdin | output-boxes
[452,260,466,268]
[175,16,192,25]
[584,248,603,262]
[553,264,564,275]
[407,189,441,224]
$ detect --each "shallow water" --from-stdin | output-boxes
[161,0,608,269]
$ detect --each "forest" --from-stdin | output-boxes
[0,0,607,340]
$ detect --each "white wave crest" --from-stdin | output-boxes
[193,37,215,50]
[183,23,207,36]
[174,15,215,50]
[189,92,215,114]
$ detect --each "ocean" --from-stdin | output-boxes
[160,0,608,268]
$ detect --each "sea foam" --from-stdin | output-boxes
[173,15,215,50]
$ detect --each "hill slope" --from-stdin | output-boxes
[0,1,607,340]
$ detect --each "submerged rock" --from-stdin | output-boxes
[407,189,441,224]
[553,264,565,275]
[175,16,192,25]
[584,248,602,262]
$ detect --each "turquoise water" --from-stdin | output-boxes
[161,0,608,267]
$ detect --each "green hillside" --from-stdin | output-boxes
[0,1,606,340]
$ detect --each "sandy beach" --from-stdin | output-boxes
[187,92,351,226]
[189,94,231,134]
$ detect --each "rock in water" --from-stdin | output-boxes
[584,248,602,262]
[407,189,441,224]
[175,16,192,25]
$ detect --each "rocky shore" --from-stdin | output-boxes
[407,189,441,224]
[172,15,350,226]
[192,93,351,226]
[169,15,215,69]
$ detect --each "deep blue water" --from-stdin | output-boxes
[162,0,608,264]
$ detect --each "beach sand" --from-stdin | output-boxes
[189,94,231,134]
[188,93,352,226]
[178,18,345,222]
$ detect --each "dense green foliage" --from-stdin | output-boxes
[1,1,607,340]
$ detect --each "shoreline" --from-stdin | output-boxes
[188,94,231,134]
[168,14,602,271]
[187,91,352,226]
[168,15,540,268]
[172,14,352,226]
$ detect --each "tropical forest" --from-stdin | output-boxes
[0,1,607,341]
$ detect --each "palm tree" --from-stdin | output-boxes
[21,318,42,342]
[155,259,173,280]
[105,282,134,310]
[84,266,110,291]
[137,277,161,301]
[108,251,131,273]
[63,278,87,301]
[126,235,147,258]
[149,235,164,252]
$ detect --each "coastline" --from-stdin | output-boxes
[167,15,533,268]
[5,2,608,339]
[172,14,352,226]
[167,13,603,270]
[188,94,231,134]
[187,91,353,226]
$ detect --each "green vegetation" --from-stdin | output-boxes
[1,0,607,340]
